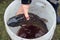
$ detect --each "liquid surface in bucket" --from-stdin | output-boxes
[17,13,48,39]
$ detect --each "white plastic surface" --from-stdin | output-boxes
[4,0,56,40]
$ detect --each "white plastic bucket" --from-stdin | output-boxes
[4,0,56,40]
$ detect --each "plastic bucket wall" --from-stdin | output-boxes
[4,0,56,40]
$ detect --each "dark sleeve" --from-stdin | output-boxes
[21,0,32,4]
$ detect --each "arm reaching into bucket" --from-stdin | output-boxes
[16,0,32,20]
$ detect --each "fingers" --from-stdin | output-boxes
[25,16,30,20]
[22,4,30,20]
[16,4,30,20]
[24,11,30,20]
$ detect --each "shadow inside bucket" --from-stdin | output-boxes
[16,13,48,39]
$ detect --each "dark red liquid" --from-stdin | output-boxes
[17,13,48,39]
[17,25,48,39]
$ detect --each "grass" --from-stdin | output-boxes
[52,25,60,40]
[0,0,13,40]
[0,0,60,40]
